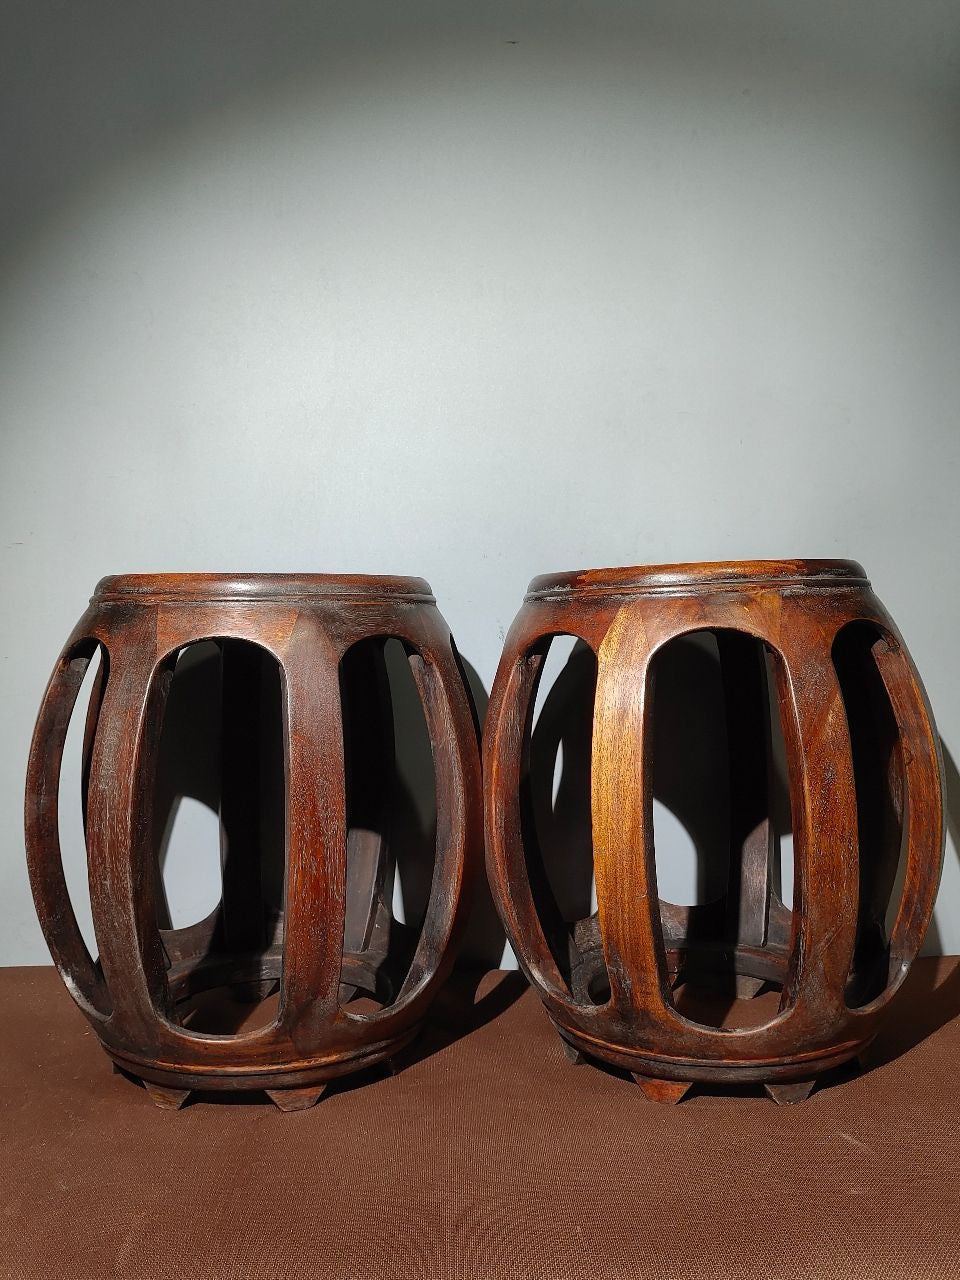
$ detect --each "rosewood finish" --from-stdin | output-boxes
[483,560,945,1102]
[25,573,481,1110]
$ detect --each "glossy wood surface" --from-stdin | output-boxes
[483,560,945,1100]
[26,573,481,1109]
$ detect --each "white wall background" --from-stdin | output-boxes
[2,0,959,966]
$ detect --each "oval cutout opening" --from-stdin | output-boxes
[651,630,730,910]
[338,636,437,1011]
[158,639,286,1034]
[833,622,907,1008]
[650,630,793,1029]
[154,642,224,933]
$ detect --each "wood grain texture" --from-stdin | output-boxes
[484,560,944,1100]
[25,573,481,1109]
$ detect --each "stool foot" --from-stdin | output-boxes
[266,1085,327,1112]
[144,1083,191,1110]
[632,1074,692,1105]
[560,1039,584,1065]
[764,1079,816,1105]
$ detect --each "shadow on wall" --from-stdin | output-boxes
[866,739,960,1066]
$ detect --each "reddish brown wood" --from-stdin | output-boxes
[25,574,481,1110]
[632,1075,692,1105]
[483,560,945,1101]
[265,1085,327,1112]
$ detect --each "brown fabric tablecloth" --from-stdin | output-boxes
[2,958,959,1279]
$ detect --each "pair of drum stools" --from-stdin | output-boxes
[25,561,944,1110]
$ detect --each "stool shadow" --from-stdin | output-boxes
[398,968,530,1068]
[449,652,507,971]
[866,738,960,1069]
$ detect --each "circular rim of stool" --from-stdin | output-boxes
[525,558,869,601]
[92,572,435,605]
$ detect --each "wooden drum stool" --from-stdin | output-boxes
[26,574,480,1110]
[484,561,944,1103]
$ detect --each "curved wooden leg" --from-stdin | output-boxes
[870,638,945,979]
[86,635,175,1037]
[383,637,482,1021]
[483,628,579,1009]
[25,638,112,1020]
[773,627,860,1017]
[592,607,670,1021]
[276,620,347,1053]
